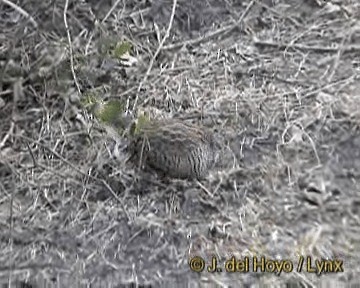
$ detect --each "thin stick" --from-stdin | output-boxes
[7,173,15,288]
[64,0,81,95]
[132,0,178,110]
[0,79,20,149]
[327,23,353,83]
[15,133,130,211]
[162,0,255,51]
[100,179,130,221]
[254,39,360,54]
[0,120,14,149]
[102,0,122,24]
[1,0,38,28]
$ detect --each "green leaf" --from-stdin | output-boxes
[113,41,132,59]
[98,100,126,124]
[81,92,100,110]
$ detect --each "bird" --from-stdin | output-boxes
[127,117,220,180]
[87,98,220,180]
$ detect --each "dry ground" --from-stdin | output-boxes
[1,0,360,287]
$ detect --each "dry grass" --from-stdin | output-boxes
[1,0,360,287]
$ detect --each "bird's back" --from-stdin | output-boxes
[128,119,218,180]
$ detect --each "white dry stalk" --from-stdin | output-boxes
[64,0,81,95]
[1,0,38,28]
[133,0,178,110]
[162,0,255,51]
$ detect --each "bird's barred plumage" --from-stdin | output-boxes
[127,119,218,180]
[89,100,219,180]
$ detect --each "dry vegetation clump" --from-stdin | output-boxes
[1,0,360,286]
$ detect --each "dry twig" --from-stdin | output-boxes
[133,0,178,110]
[254,39,360,54]
[162,0,255,51]
[1,0,38,28]
[63,0,82,95]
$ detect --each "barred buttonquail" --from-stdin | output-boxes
[127,118,219,180]
[88,100,219,180]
